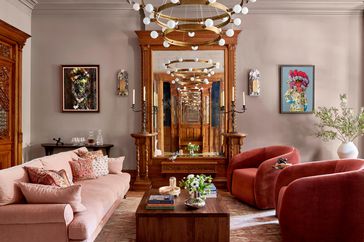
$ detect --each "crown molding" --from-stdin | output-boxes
[19,0,38,10]
[33,1,363,15]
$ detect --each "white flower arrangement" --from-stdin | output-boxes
[179,174,213,197]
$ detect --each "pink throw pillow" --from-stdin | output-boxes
[69,158,96,182]
[24,167,72,187]
[17,182,86,212]
[108,156,125,174]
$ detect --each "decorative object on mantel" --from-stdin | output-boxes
[186,143,199,155]
[52,137,64,146]
[220,87,247,133]
[280,65,315,114]
[117,69,129,96]
[314,94,364,159]
[248,69,261,96]
[180,174,213,209]
[272,157,292,170]
[61,65,99,112]
[130,0,256,49]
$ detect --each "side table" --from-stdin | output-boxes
[41,143,114,156]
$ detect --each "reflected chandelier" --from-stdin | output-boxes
[131,0,256,49]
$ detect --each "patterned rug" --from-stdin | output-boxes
[95,191,281,242]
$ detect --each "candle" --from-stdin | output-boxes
[243,91,246,106]
[221,91,225,107]
[232,87,235,102]
[143,86,146,102]
[132,89,135,105]
[154,92,158,107]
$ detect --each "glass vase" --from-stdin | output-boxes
[185,191,206,209]
[96,129,103,146]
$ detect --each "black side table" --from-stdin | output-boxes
[41,143,114,156]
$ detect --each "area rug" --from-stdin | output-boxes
[95,191,281,242]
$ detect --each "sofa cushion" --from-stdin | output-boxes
[17,182,86,212]
[92,156,109,177]
[69,158,97,181]
[40,150,80,182]
[0,159,43,206]
[232,168,257,206]
[108,156,125,174]
[24,167,71,187]
[68,173,131,240]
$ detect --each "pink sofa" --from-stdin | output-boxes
[275,159,364,242]
[0,148,131,242]
[227,146,300,209]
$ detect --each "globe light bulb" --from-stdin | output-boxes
[163,41,170,48]
[188,32,195,37]
[172,80,176,84]
[222,17,229,23]
[233,4,242,13]
[210,71,215,75]
[149,13,155,19]
[204,19,214,27]
[192,46,199,51]
[194,58,199,62]
[167,20,176,29]
[226,29,235,37]
[233,18,242,26]
[204,79,209,84]
[150,31,159,39]
[219,38,226,46]
[143,17,151,25]
[203,69,208,73]
[145,3,154,13]
[167,70,171,74]
[189,68,193,72]
[132,3,140,11]
[242,7,249,15]
[208,74,212,77]
[208,59,213,64]
[208,0,216,3]
[249,0,257,3]
[171,0,179,3]
[191,77,195,81]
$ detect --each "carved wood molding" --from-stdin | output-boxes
[18,0,38,10]
[33,1,363,15]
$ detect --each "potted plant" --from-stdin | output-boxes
[179,174,213,209]
[314,94,364,159]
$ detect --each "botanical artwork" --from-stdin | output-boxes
[117,69,129,96]
[280,65,314,113]
[62,65,99,112]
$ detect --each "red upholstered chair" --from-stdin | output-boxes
[227,146,300,209]
[275,159,364,242]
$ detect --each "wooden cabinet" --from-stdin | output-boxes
[0,20,30,169]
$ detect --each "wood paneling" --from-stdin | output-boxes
[0,20,30,169]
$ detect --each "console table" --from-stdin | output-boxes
[41,143,114,156]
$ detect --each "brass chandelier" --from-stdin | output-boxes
[131,0,256,49]
[164,57,219,85]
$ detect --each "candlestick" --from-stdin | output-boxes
[143,86,146,101]
[232,87,235,102]
[221,91,225,107]
[132,89,135,105]
[243,91,246,106]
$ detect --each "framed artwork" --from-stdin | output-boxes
[62,65,100,112]
[280,65,315,114]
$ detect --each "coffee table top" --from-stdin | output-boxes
[136,189,229,217]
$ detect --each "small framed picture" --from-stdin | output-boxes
[61,65,100,112]
[280,65,315,114]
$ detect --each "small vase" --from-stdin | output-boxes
[337,142,359,159]
[185,191,205,209]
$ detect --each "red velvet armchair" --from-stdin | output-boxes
[275,159,364,242]
[227,146,300,209]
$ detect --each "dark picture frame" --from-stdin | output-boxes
[61,65,100,112]
[280,65,315,114]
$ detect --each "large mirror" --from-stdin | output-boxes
[152,50,225,157]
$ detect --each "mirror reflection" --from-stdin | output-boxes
[152,50,225,157]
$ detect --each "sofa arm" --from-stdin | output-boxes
[0,204,74,225]
[279,170,364,242]
[274,160,337,208]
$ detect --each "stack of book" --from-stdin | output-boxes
[145,195,175,210]
[205,183,217,198]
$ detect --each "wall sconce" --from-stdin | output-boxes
[117,69,129,96]
[248,69,261,96]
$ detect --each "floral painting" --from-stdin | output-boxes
[280,65,315,113]
[62,65,99,112]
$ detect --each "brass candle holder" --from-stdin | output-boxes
[131,101,158,134]
[220,101,247,133]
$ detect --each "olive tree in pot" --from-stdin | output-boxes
[315,94,364,159]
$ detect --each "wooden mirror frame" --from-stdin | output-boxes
[133,30,243,189]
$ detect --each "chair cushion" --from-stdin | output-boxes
[276,186,287,217]
[232,168,257,206]
[68,173,131,240]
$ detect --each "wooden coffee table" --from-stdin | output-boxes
[136,189,230,242]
